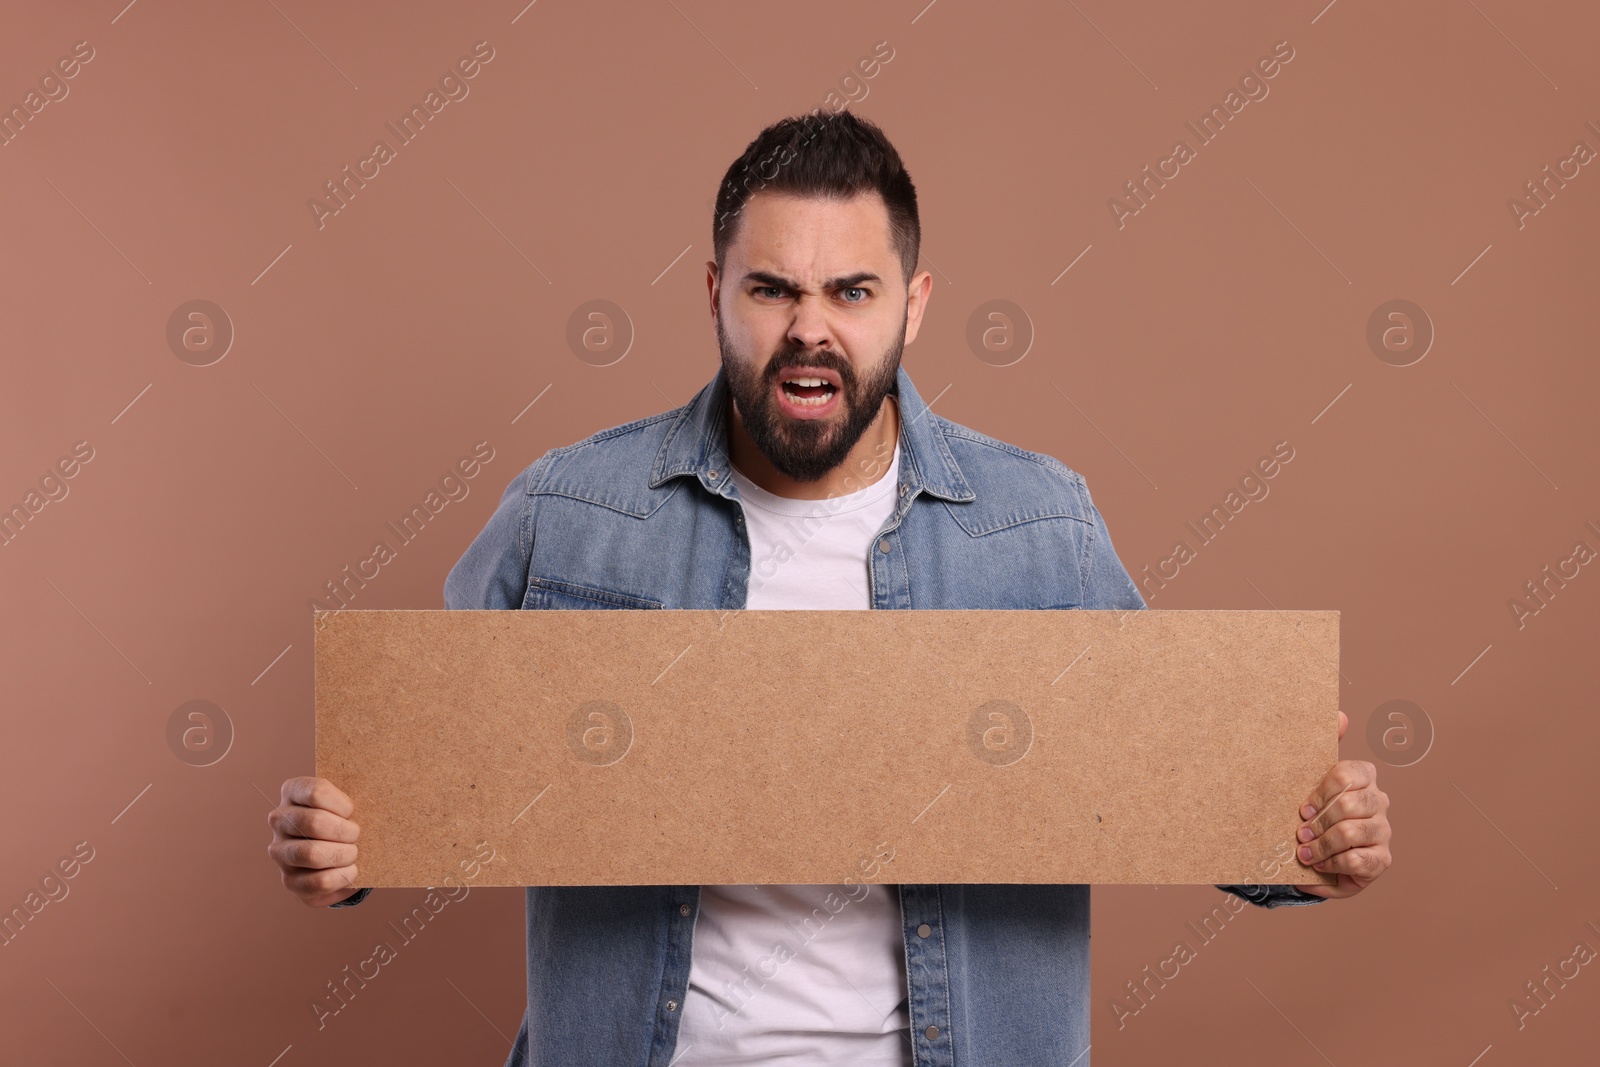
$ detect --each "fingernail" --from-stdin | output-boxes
[1298,846,1313,862]
[1297,826,1314,842]
[1300,804,1316,820]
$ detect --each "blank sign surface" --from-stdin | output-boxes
[314,609,1339,888]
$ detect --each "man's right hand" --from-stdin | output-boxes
[267,776,363,908]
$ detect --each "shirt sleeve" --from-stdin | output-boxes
[1215,884,1327,909]
[1076,474,1146,611]
[443,455,546,611]
[329,886,373,908]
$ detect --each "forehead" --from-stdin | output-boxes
[729,191,895,275]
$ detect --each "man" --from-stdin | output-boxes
[269,110,1392,1065]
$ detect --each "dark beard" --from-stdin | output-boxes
[718,316,904,483]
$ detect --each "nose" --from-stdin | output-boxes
[787,295,836,353]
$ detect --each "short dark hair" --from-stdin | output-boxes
[712,110,921,285]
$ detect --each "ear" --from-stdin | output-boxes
[903,270,933,346]
[706,261,720,323]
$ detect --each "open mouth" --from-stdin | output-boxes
[780,377,837,407]
[773,365,844,420]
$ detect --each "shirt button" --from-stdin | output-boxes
[709,471,718,479]
[916,923,932,938]
[667,999,679,1012]
[925,1025,940,1040]
[878,538,891,553]
[679,904,691,916]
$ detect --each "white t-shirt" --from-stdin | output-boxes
[673,442,911,1066]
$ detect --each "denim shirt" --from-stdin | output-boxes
[335,363,1322,1066]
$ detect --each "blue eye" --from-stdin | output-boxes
[842,287,868,302]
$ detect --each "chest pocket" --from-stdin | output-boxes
[522,574,664,611]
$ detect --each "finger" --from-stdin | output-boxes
[270,802,360,844]
[313,885,368,909]
[1292,874,1364,900]
[285,862,359,904]
[273,837,358,871]
[1300,786,1386,837]
[1337,710,1348,741]
[280,776,355,819]
[1299,816,1385,866]
[1311,844,1390,880]
[1300,760,1377,822]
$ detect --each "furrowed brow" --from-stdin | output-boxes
[743,270,882,291]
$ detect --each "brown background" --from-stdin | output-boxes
[1,1,1594,1064]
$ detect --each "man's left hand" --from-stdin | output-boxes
[1292,711,1393,899]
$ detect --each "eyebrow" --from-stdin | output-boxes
[742,269,882,291]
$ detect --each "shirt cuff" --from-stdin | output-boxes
[329,886,372,908]
[1215,884,1326,909]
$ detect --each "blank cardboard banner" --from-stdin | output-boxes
[314,609,1340,888]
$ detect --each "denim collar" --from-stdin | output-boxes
[649,363,975,503]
